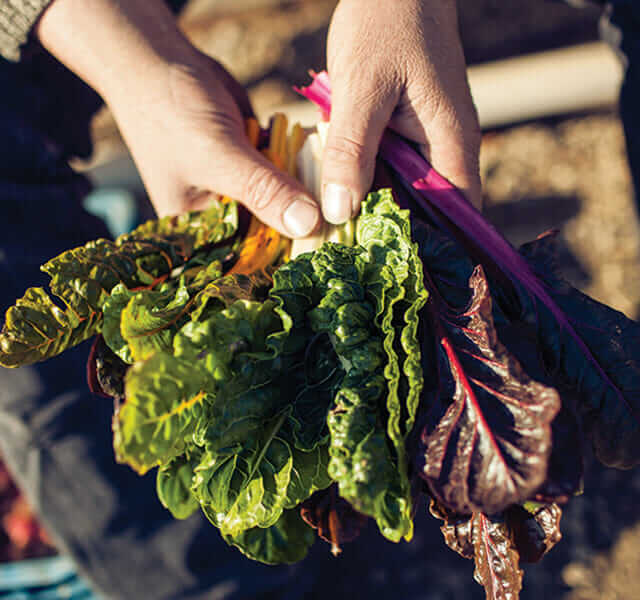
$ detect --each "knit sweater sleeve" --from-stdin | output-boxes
[0,0,53,61]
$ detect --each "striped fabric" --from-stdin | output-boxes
[0,0,51,61]
[0,556,100,599]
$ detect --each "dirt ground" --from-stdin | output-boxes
[88,1,640,598]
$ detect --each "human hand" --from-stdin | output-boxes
[37,0,320,238]
[322,0,482,223]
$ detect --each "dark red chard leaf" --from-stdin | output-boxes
[471,511,523,600]
[430,500,523,600]
[472,512,523,600]
[518,230,564,280]
[411,218,475,310]
[428,499,474,559]
[519,236,640,469]
[420,267,560,515]
[533,402,583,503]
[495,320,584,503]
[87,336,107,397]
[387,136,640,470]
[507,503,562,564]
[409,205,582,504]
[299,485,368,556]
[86,335,127,400]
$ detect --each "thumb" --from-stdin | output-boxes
[322,80,397,224]
[201,141,321,239]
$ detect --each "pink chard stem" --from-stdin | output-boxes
[295,70,627,413]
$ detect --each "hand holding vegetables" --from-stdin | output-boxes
[36,0,320,238]
[37,0,481,235]
[322,0,483,223]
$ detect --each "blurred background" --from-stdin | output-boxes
[3,1,640,598]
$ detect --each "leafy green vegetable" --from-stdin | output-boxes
[222,508,316,565]
[114,353,210,474]
[4,152,640,600]
[356,189,428,539]
[102,284,138,364]
[156,454,200,520]
[0,287,101,368]
[106,192,426,552]
[0,202,238,367]
[286,242,414,543]
[194,411,295,536]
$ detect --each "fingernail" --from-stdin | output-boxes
[283,196,319,238]
[322,183,354,224]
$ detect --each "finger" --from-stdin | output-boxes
[207,58,255,119]
[322,78,398,224]
[417,103,483,211]
[198,140,321,238]
[184,188,222,212]
[389,54,483,211]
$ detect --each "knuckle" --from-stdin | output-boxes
[243,165,288,212]
[323,135,374,175]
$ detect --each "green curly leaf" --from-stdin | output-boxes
[300,242,414,542]
[194,411,294,537]
[156,454,200,520]
[222,509,315,565]
[358,188,428,437]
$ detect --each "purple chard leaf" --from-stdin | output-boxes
[506,503,562,564]
[430,500,524,600]
[419,267,560,515]
[299,485,368,556]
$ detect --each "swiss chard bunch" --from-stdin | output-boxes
[1,84,640,600]
[0,188,428,563]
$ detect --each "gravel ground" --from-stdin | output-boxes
[481,113,640,319]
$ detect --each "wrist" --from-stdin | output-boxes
[36,0,196,103]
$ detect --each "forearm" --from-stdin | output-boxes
[36,0,194,103]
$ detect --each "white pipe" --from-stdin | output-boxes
[79,42,624,189]
[468,42,623,129]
